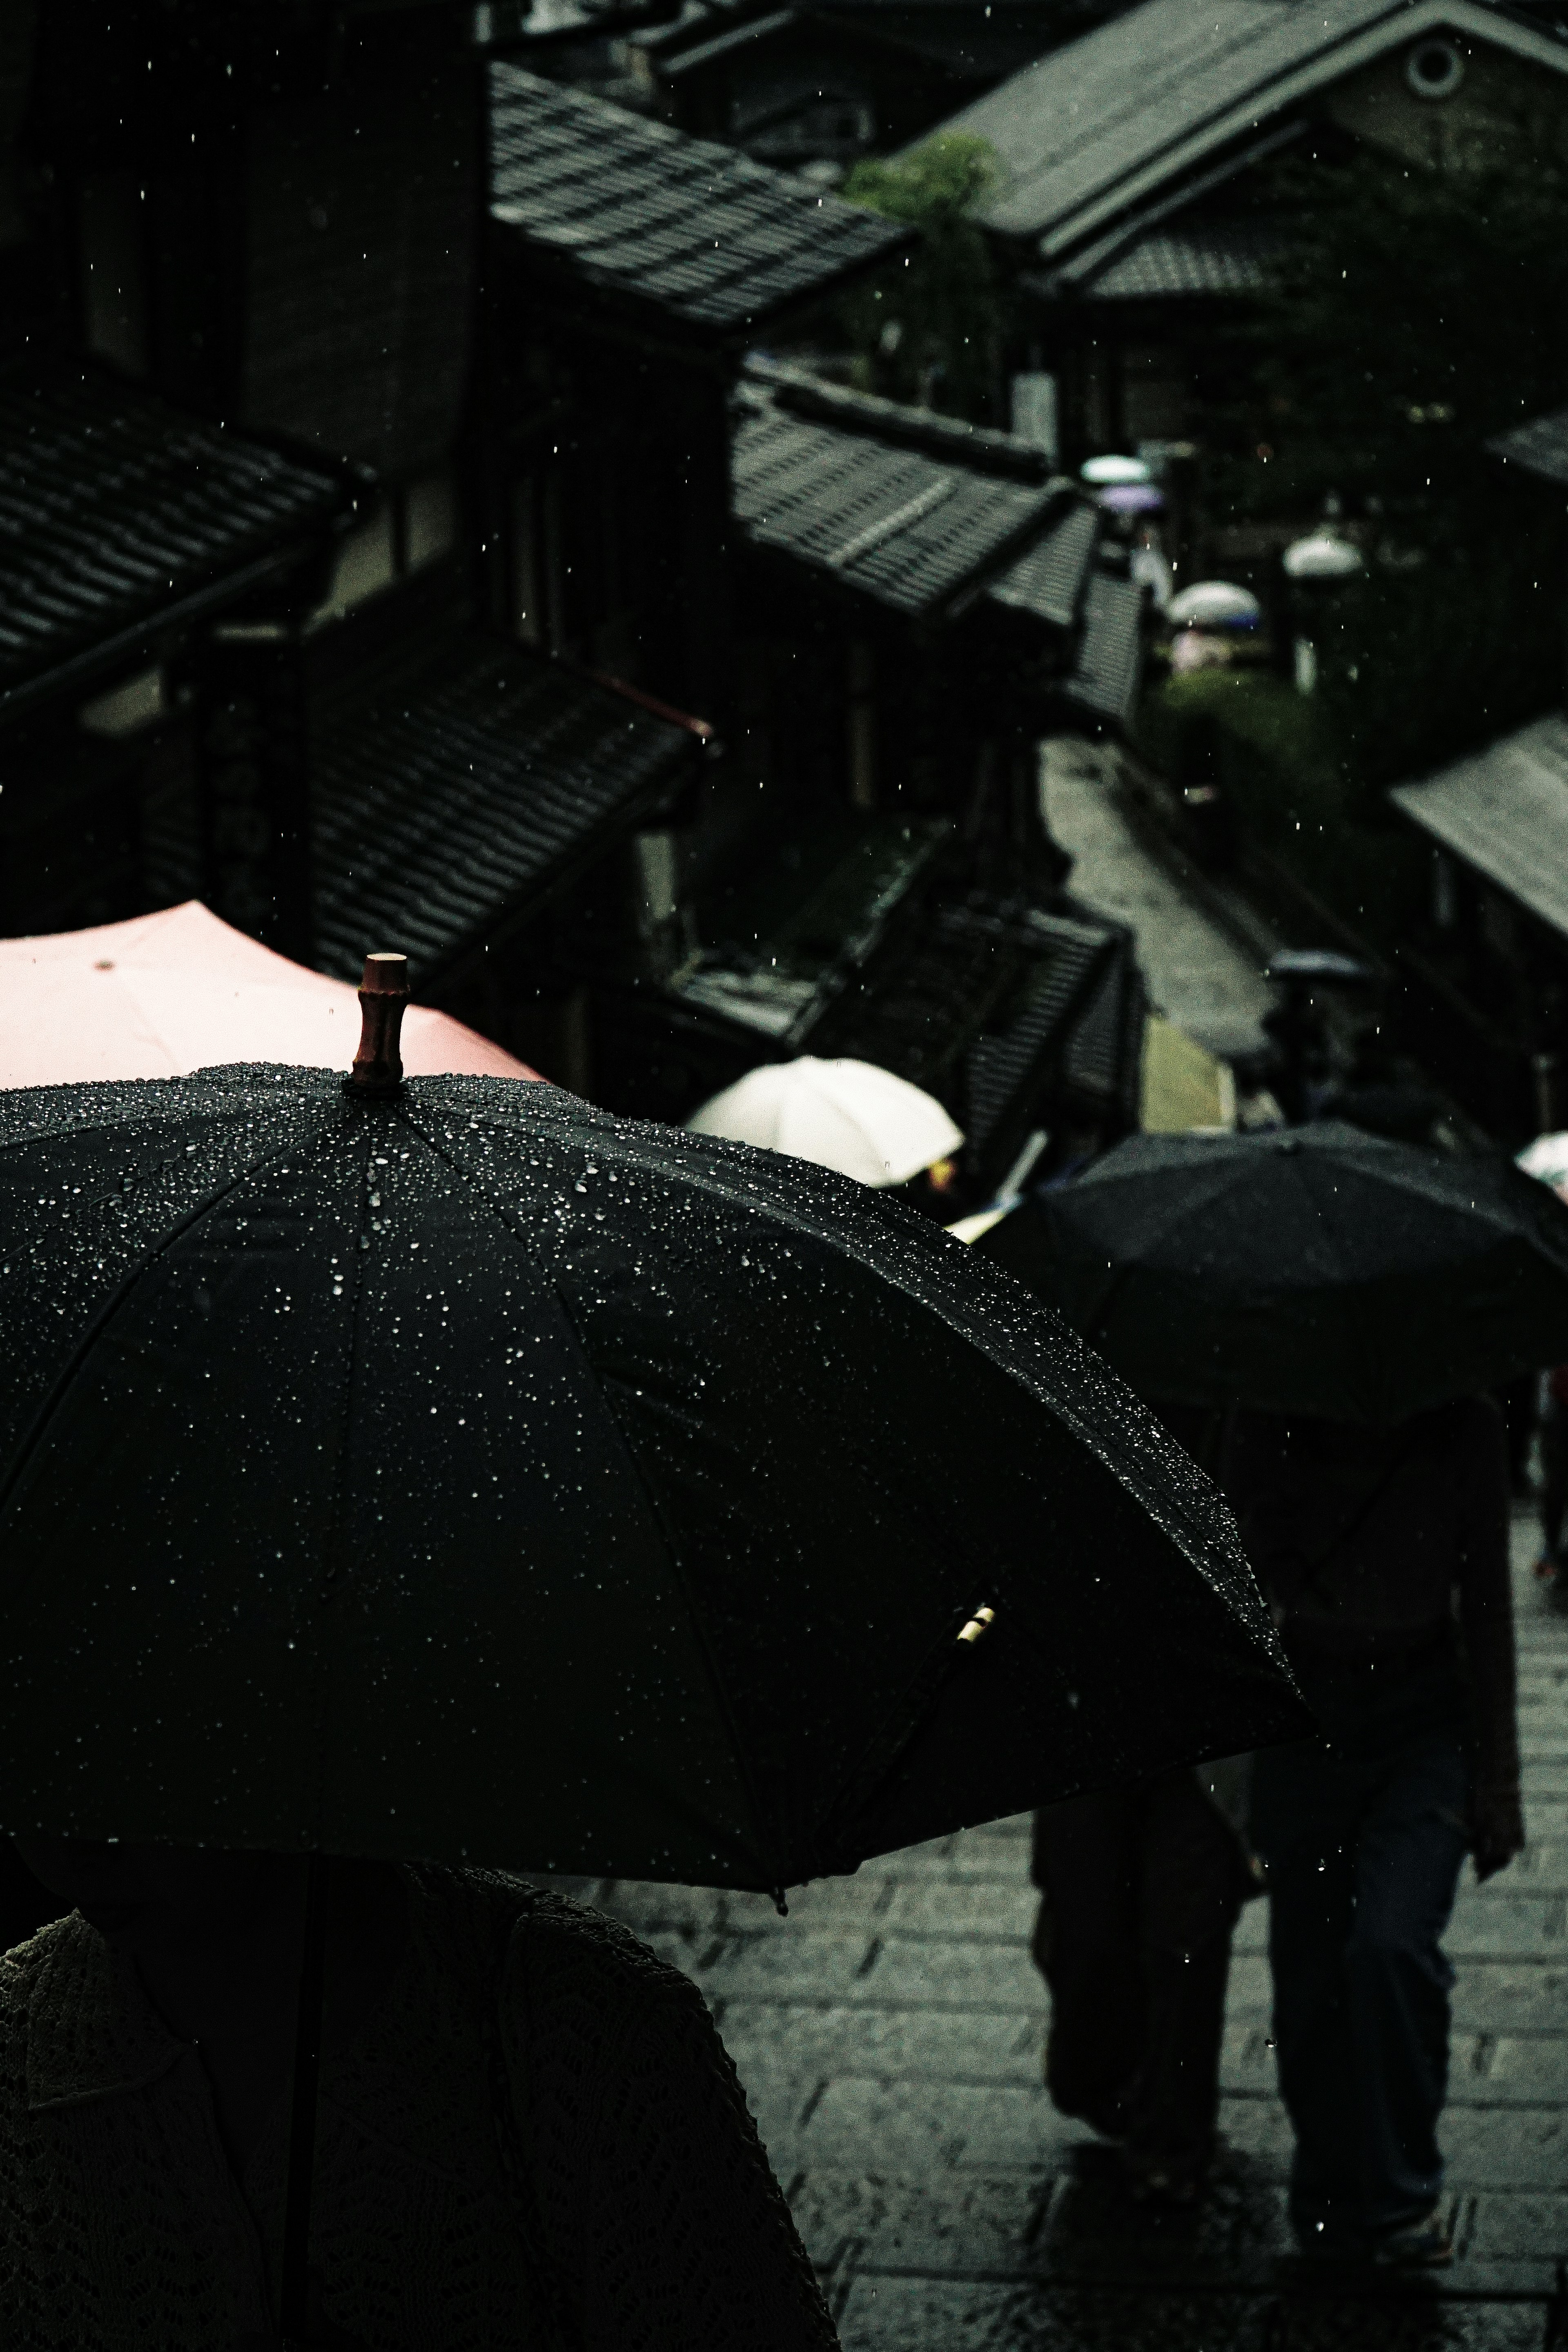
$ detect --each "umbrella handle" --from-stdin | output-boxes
[346,953,410,1096]
[278,1851,328,2343]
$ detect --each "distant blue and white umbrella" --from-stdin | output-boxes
[1166,579,1262,629]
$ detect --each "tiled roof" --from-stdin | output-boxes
[732,396,1060,615]
[488,64,911,337]
[930,0,1568,248]
[1488,407,1568,490]
[989,499,1100,629]
[0,366,348,717]
[1072,220,1281,300]
[312,634,697,984]
[745,357,1054,483]
[1390,713,1568,944]
[1062,571,1146,726]
[815,895,1122,1166]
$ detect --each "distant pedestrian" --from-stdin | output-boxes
[1225,1397,1523,2266]
[0,1841,839,2350]
[1031,1759,1256,2203]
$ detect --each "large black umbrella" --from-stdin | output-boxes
[977,1120,1568,1425]
[0,971,1301,2339]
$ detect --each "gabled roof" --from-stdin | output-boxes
[732,388,1067,616]
[488,64,912,339]
[1390,712,1568,942]
[0,366,349,721]
[312,633,697,985]
[1488,407,1568,490]
[929,0,1568,250]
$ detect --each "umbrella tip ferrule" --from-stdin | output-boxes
[346,953,411,1098]
[957,1604,996,1646]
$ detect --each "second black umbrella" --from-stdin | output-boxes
[977,1120,1568,1424]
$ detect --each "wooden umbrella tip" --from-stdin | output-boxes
[347,950,412,1097]
[360,951,409,994]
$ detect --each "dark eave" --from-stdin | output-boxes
[312,630,700,988]
[0,365,351,724]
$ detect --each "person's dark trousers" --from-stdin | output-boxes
[1250,1662,1471,2245]
[1031,1769,1245,2186]
[1540,1391,1568,1565]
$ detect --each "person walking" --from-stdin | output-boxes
[1224,1396,1524,2266]
[1030,1396,1260,2206]
[0,1839,839,2350]
[1031,1758,1256,2203]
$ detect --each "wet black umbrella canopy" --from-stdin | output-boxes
[0,1054,1299,1893]
[978,1120,1568,1426]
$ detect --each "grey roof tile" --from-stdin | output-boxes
[312,635,697,984]
[1488,408,1568,490]
[1390,713,1568,944]
[989,499,1100,628]
[1062,571,1147,726]
[1072,218,1283,299]
[733,399,1061,615]
[489,65,911,335]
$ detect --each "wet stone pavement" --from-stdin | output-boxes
[546,1518,1568,2351]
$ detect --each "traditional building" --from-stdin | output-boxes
[615,0,1130,169]
[584,358,1148,1190]
[922,0,1568,472]
[1385,406,1568,1140]
[2,4,1149,1179]
[0,363,350,939]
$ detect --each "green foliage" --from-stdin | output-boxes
[1193,142,1568,840]
[1306,527,1567,790]
[839,135,1004,421]
[1211,146,1568,523]
[1136,669,1428,947]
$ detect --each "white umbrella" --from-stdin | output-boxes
[1283,530,1363,580]
[1518,1133,1568,1193]
[1081,452,1150,486]
[687,1056,963,1187]
[1166,579,1262,629]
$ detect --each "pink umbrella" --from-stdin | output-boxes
[0,900,539,1089]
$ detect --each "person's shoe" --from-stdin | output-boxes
[1371,2212,1453,2267]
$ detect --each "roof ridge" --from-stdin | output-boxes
[743,356,1065,482]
